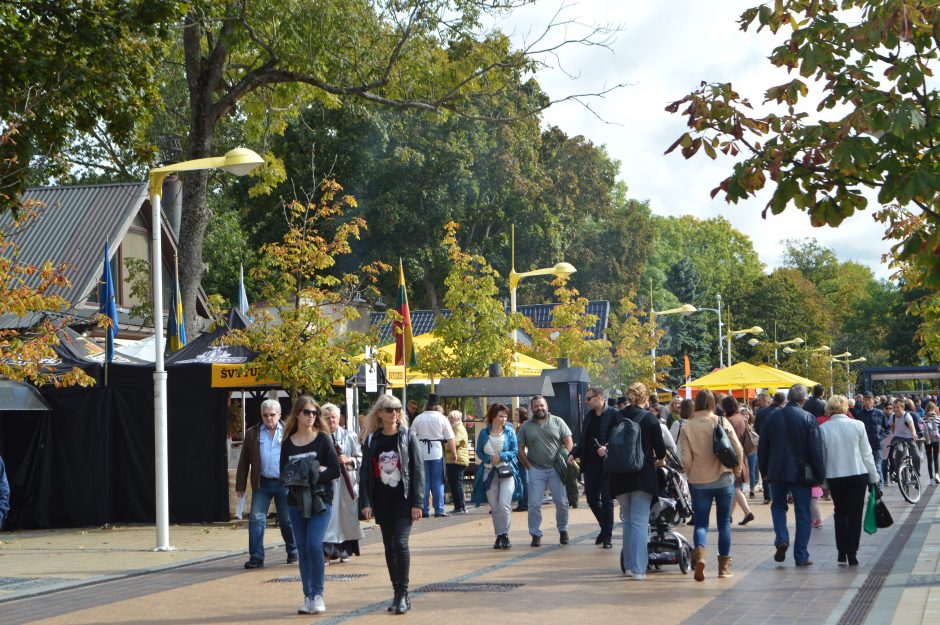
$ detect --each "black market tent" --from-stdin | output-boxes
[0,319,244,529]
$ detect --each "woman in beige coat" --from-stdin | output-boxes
[679,390,744,582]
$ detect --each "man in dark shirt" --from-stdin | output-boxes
[855,391,888,484]
[755,392,786,503]
[803,384,827,418]
[569,387,617,548]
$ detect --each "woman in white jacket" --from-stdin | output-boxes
[820,395,879,567]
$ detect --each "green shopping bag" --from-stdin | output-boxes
[863,487,878,535]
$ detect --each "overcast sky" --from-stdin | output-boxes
[499,1,895,280]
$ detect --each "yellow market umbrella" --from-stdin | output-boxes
[688,361,799,391]
[757,364,817,388]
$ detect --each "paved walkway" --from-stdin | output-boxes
[0,484,936,625]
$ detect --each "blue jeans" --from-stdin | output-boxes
[689,482,734,556]
[423,458,445,515]
[288,503,332,599]
[770,482,812,564]
[248,477,296,561]
[747,453,758,492]
[617,491,652,575]
[526,466,568,536]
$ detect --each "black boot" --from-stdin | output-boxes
[388,587,400,613]
[502,534,512,549]
[394,591,410,614]
[494,535,503,549]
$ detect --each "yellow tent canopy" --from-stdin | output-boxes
[688,362,802,391]
[351,333,555,388]
[757,364,817,388]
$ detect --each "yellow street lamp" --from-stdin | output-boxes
[149,147,264,551]
[726,322,763,366]
[509,225,576,412]
[650,285,698,385]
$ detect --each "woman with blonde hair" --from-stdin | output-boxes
[602,382,666,580]
[359,394,424,614]
[819,395,878,566]
[679,390,743,581]
[280,396,341,615]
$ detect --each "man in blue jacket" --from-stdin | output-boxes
[757,384,825,567]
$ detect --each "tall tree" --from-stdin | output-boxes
[0,1,181,206]
[419,222,515,380]
[225,179,386,398]
[660,258,713,386]
[161,0,622,335]
[603,294,668,393]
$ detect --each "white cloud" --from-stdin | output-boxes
[499,0,895,279]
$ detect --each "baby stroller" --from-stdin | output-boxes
[621,450,693,575]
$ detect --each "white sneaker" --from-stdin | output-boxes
[934,473,940,484]
[298,597,313,615]
[631,573,647,580]
[312,595,326,614]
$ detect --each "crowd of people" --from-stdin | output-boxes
[231,383,937,614]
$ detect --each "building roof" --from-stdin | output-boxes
[370,300,609,344]
[1,182,149,303]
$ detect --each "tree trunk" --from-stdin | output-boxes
[423,278,438,313]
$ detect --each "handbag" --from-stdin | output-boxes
[742,422,760,455]
[496,465,513,479]
[863,488,878,535]
[874,495,893,529]
[713,415,740,469]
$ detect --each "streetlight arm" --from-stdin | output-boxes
[509,262,577,289]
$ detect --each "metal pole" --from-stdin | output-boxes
[716,294,723,368]
[829,360,834,397]
[151,188,173,551]
[846,361,851,396]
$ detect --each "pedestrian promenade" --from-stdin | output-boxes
[0,484,936,625]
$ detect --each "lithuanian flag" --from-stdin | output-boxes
[394,259,417,367]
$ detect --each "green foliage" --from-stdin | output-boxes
[602,293,667,393]
[659,258,713,386]
[225,179,387,398]
[0,205,93,387]
[418,222,514,380]
[123,257,154,329]
[202,201,255,306]
[519,278,612,380]
[0,1,182,207]
[665,0,940,356]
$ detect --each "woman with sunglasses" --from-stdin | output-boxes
[359,394,424,615]
[280,396,341,615]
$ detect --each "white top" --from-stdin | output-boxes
[484,432,506,467]
[410,410,455,461]
[820,414,879,482]
[892,412,916,440]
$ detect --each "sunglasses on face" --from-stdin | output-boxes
[382,407,402,414]
[301,408,320,416]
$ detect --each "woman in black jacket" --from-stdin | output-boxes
[602,382,666,580]
[360,394,425,614]
[280,396,341,616]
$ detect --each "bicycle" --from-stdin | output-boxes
[890,438,922,504]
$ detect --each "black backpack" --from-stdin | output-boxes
[604,413,646,474]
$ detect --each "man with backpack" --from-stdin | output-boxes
[569,387,617,549]
[518,395,574,547]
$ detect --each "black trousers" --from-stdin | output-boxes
[446,463,467,511]
[581,462,613,540]
[379,515,413,593]
[925,442,939,478]
[827,474,868,558]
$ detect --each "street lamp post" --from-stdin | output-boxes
[508,225,576,412]
[696,293,724,368]
[831,353,866,396]
[650,287,697,386]
[149,147,264,551]
[783,344,829,377]
[830,351,851,396]
[724,312,763,366]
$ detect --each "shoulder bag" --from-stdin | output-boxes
[713,414,740,469]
